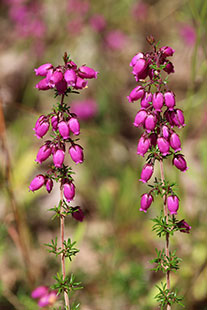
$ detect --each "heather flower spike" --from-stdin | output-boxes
[30,52,97,309]
[128,39,189,309]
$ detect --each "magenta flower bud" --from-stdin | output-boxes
[51,115,58,131]
[58,121,70,139]
[144,114,157,132]
[137,136,151,156]
[74,77,88,89]
[133,109,147,127]
[173,154,188,172]
[63,182,75,202]
[140,193,153,213]
[38,291,57,308]
[170,132,181,152]
[72,207,84,222]
[34,63,53,76]
[34,119,50,139]
[140,92,152,108]
[29,174,45,192]
[45,178,53,193]
[160,46,175,57]
[35,78,50,91]
[132,58,147,76]
[163,61,174,74]
[157,137,170,156]
[139,163,154,183]
[177,220,191,233]
[171,109,186,128]
[167,195,179,215]
[68,117,80,135]
[153,92,164,111]
[127,86,145,103]
[64,69,77,86]
[49,71,63,86]
[53,149,65,168]
[161,125,170,140]
[69,144,84,164]
[31,286,48,299]
[35,144,51,164]
[55,79,67,94]
[78,66,98,79]
[164,91,175,111]
[130,52,144,67]
[34,115,46,130]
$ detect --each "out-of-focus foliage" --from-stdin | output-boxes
[0,0,207,309]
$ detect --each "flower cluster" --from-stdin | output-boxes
[31,286,58,308]
[29,55,97,211]
[127,41,188,215]
[35,61,98,93]
[29,53,97,308]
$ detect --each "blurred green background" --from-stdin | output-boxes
[0,0,207,309]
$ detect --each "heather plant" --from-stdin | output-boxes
[29,52,98,309]
[127,37,191,310]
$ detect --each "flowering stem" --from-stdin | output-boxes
[160,159,171,310]
[60,183,70,310]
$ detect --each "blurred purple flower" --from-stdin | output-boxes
[105,30,127,50]
[67,0,89,14]
[131,1,149,21]
[90,14,106,32]
[179,24,196,46]
[70,99,98,120]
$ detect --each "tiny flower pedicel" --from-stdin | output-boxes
[29,52,97,309]
[127,37,190,310]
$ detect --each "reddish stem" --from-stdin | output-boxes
[160,160,171,310]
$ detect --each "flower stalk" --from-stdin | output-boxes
[127,37,191,309]
[30,53,97,309]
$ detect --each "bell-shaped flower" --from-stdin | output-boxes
[173,154,188,172]
[153,92,164,111]
[164,91,175,111]
[157,137,170,156]
[140,193,153,213]
[139,163,154,183]
[127,86,145,103]
[29,174,45,192]
[64,69,77,86]
[53,149,65,168]
[137,136,151,156]
[63,181,75,202]
[34,63,53,76]
[78,66,98,79]
[170,132,181,152]
[167,195,179,215]
[58,121,70,139]
[45,178,53,193]
[140,92,152,108]
[35,144,51,164]
[69,144,84,164]
[133,109,147,127]
[72,207,84,222]
[68,117,80,135]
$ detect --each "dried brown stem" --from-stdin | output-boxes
[160,160,171,310]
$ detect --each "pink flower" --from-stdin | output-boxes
[140,193,153,213]
[69,144,84,164]
[70,99,98,120]
[63,181,75,202]
[90,14,106,32]
[72,207,84,221]
[29,174,45,192]
[105,30,127,50]
[179,24,196,46]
